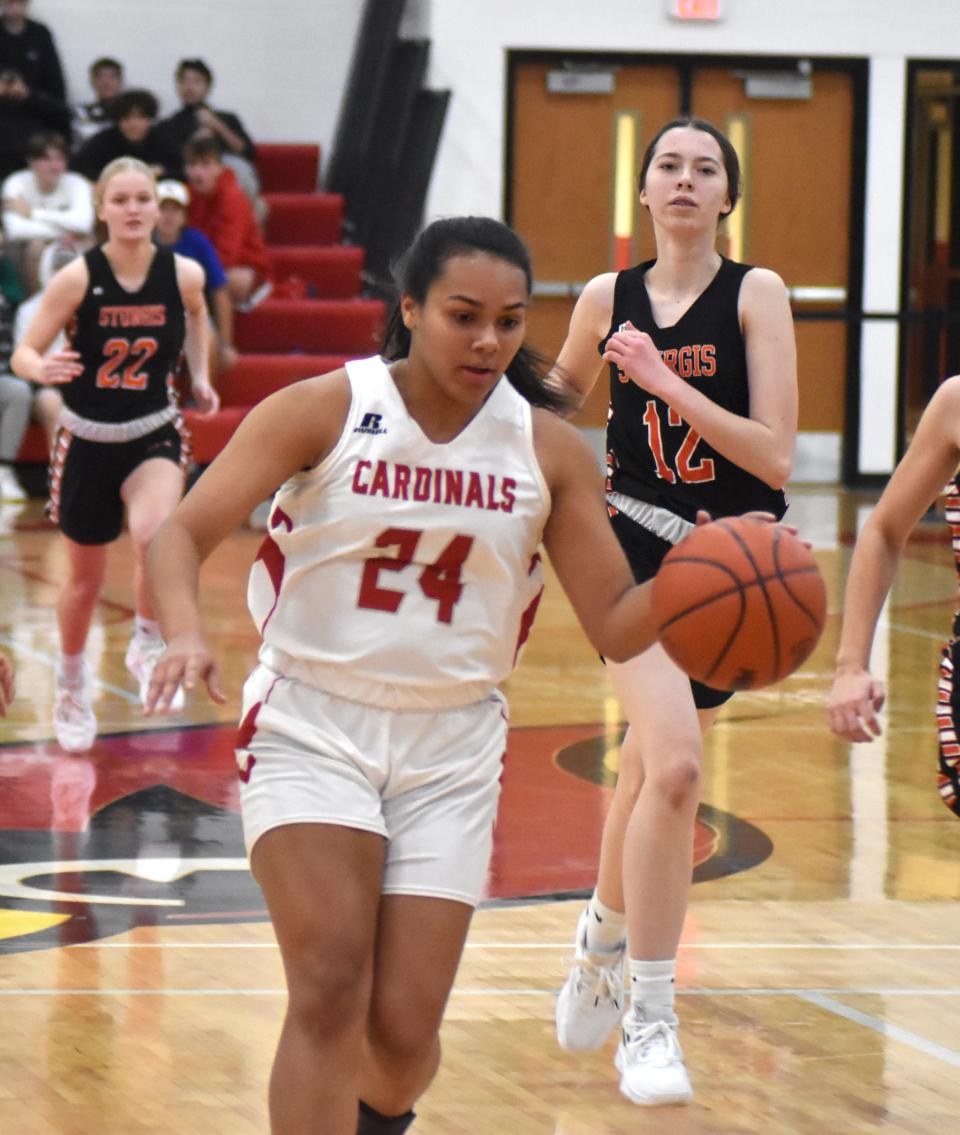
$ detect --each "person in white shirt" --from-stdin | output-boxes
[1,131,94,291]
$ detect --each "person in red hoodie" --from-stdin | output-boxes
[183,131,270,308]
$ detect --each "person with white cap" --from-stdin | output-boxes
[154,177,236,375]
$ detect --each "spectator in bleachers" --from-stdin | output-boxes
[0,66,71,181]
[184,132,271,309]
[2,132,94,292]
[0,371,30,501]
[0,0,65,103]
[10,238,73,455]
[153,178,237,376]
[73,88,182,183]
[158,59,262,209]
[72,56,124,149]
[0,225,26,500]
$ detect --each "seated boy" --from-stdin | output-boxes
[183,132,271,309]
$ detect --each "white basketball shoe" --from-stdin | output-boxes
[615,1006,693,1106]
[555,909,626,1051]
[53,670,97,753]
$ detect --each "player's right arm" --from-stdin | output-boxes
[144,372,352,712]
[534,409,657,662]
[828,375,960,742]
[547,272,615,412]
[10,257,88,384]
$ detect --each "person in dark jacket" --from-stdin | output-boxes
[0,67,71,181]
[73,88,182,183]
[0,0,65,101]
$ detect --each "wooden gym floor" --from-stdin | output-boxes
[1,484,959,1134]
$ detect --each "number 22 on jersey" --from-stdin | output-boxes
[96,336,159,390]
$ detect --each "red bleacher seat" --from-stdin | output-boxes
[16,429,49,464]
[182,406,248,466]
[235,299,384,355]
[255,144,320,193]
[264,193,344,245]
[219,354,350,405]
[267,246,364,298]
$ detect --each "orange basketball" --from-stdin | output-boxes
[650,516,827,691]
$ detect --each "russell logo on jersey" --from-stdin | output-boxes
[354,412,388,436]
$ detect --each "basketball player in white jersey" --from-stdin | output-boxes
[143,217,670,1135]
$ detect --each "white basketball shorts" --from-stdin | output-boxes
[235,664,509,906]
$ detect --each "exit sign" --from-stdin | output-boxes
[667,0,724,19]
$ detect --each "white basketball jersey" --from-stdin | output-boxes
[248,355,551,709]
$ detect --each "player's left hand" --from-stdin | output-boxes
[602,321,679,399]
[826,666,886,742]
[191,380,221,416]
[144,634,226,715]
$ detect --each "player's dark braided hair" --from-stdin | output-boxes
[381,216,571,413]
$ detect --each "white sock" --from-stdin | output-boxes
[135,615,161,640]
[57,651,86,686]
[584,892,627,954]
[628,958,676,1022]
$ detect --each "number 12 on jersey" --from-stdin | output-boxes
[642,399,716,484]
[358,526,475,624]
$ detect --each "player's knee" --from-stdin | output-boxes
[284,944,370,1033]
[648,756,701,810]
[128,514,166,556]
[366,1011,441,1089]
[63,567,105,603]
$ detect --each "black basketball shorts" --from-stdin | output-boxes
[610,508,733,710]
[48,420,190,545]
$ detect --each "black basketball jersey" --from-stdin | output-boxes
[602,256,786,524]
[64,246,186,423]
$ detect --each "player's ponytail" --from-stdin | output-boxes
[381,216,572,413]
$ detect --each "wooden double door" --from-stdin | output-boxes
[507,56,862,440]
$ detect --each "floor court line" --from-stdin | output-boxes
[0,635,141,703]
[800,991,960,1068]
[884,622,948,642]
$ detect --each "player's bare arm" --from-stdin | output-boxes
[10,257,88,384]
[145,372,352,712]
[828,376,960,742]
[739,266,798,480]
[534,410,656,662]
[175,254,218,414]
[548,272,616,411]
